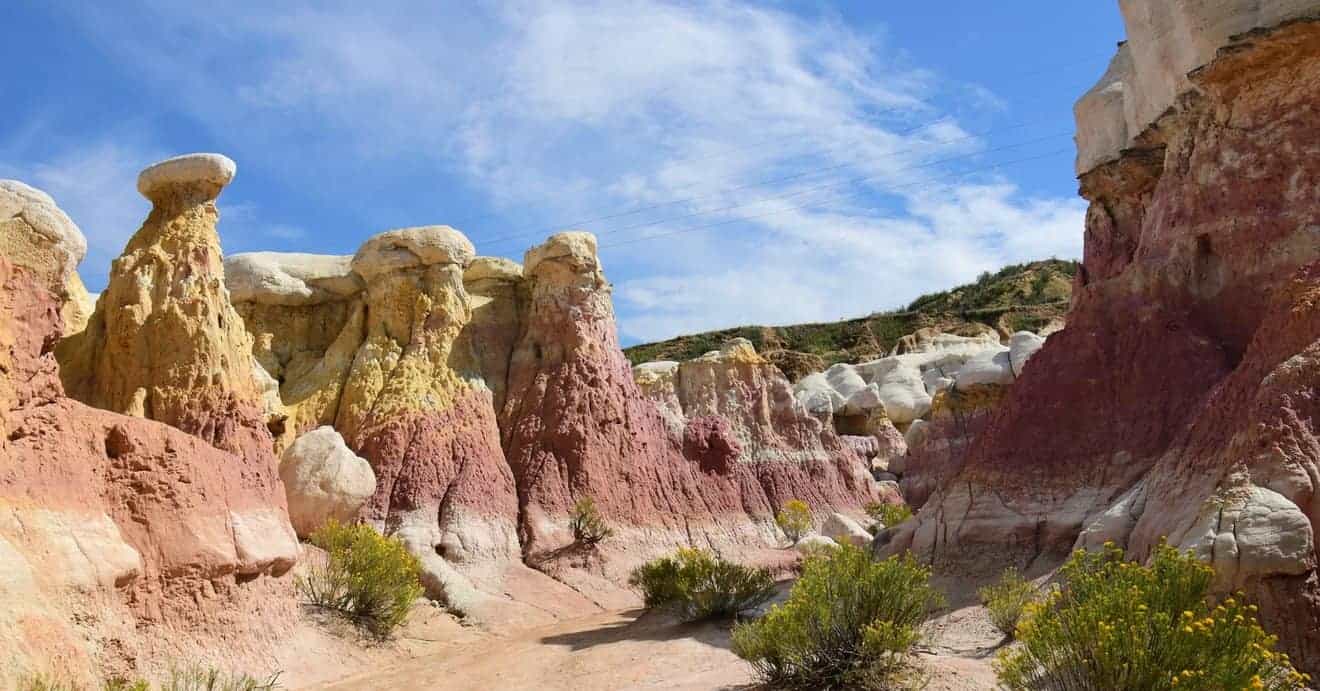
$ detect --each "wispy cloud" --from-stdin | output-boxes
[41,0,1082,341]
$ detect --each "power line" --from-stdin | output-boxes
[599,147,1073,249]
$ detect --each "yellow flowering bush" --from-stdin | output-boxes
[995,541,1309,690]
[775,499,813,544]
[865,502,913,530]
[732,545,944,689]
[298,519,424,637]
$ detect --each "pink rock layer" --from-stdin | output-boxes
[501,236,882,590]
[889,19,1320,672]
[0,257,295,679]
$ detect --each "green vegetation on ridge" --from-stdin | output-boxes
[624,259,1077,373]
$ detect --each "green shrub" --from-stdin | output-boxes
[977,567,1036,638]
[570,496,613,545]
[629,548,777,622]
[732,544,944,689]
[298,519,424,637]
[15,668,277,691]
[865,502,912,529]
[159,667,280,691]
[996,541,1311,690]
[775,499,813,544]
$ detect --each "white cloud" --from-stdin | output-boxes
[49,0,1084,341]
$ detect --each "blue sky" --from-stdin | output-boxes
[1,1,1124,345]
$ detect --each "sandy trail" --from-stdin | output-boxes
[304,597,1001,691]
[312,608,755,691]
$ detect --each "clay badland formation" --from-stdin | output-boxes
[885,0,1320,674]
[1,156,884,680]
[2,0,1320,687]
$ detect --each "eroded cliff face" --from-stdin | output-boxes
[1,177,296,683]
[340,227,524,615]
[891,3,1320,671]
[634,338,889,513]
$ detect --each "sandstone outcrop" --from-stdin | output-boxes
[0,179,93,335]
[280,426,376,537]
[505,233,882,592]
[58,154,277,463]
[633,338,884,510]
[1,184,295,683]
[226,251,366,446]
[788,329,1047,505]
[889,2,1320,672]
[337,226,523,614]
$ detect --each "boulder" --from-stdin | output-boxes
[1008,331,1046,376]
[794,534,839,557]
[279,426,376,537]
[822,513,872,547]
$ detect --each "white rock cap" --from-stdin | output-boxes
[1074,0,1320,175]
[464,256,524,283]
[0,179,88,286]
[137,153,236,201]
[524,231,599,276]
[224,251,363,306]
[351,225,476,281]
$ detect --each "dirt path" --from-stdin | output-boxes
[304,598,1002,691]
[312,608,754,691]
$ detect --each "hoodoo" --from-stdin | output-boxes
[58,154,281,463]
[0,178,296,683]
[887,0,1320,672]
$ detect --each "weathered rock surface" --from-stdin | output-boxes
[227,251,366,445]
[459,257,524,413]
[1,188,295,682]
[0,179,92,335]
[280,426,376,537]
[505,233,880,593]
[338,226,523,615]
[58,154,275,462]
[822,512,872,547]
[893,7,1320,673]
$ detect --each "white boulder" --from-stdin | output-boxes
[822,513,872,547]
[953,347,1014,389]
[1009,331,1046,376]
[136,153,236,200]
[279,427,377,537]
[794,534,839,557]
